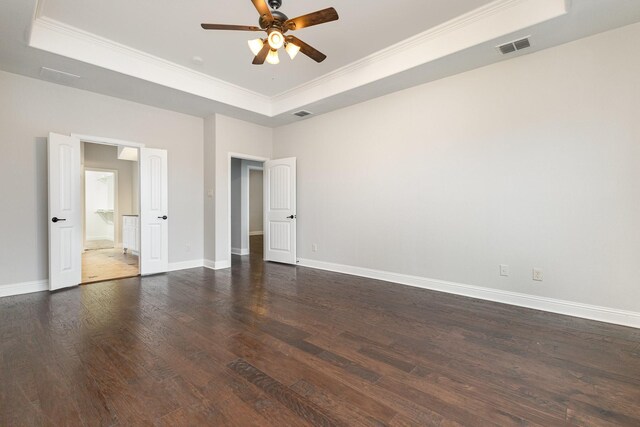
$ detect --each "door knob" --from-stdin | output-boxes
[51,217,66,223]
[286,215,296,219]
[158,215,168,220]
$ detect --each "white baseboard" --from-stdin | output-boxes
[297,258,640,329]
[167,259,204,272]
[203,259,231,270]
[249,231,263,236]
[0,258,230,299]
[0,280,48,298]
[231,248,250,256]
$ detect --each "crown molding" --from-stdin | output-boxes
[29,0,567,119]
[270,0,568,115]
[29,16,272,116]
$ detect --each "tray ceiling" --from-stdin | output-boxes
[1,0,640,126]
[39,0,493,96]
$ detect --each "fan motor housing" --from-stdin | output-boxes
[259,10,288,29]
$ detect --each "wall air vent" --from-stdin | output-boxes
[513,38,531,50]
[497,36,531,55]
[39,67,81,85]
[498,43,516,55]
[293,110,313,118]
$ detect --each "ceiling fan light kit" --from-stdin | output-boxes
[266,49,280,65]
[201,0,338,65]
[285,42,300,60]
[247,38,264,56]
[267,30,285,50]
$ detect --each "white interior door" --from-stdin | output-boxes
[264,157,296,264]
[48,133,82,291]
[140,148,168,275]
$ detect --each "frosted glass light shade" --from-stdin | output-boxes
[268,31,284,49]
[266,49,280,65]
[286,42,300,60]
[248,38,264,56]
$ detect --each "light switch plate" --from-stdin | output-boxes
[499,264,509,277]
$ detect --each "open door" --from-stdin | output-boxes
[264,157,296,264]
[48,133,82,291]
[140,148,169,275]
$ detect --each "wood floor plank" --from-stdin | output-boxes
[226,331,399,424]
[228,358,341,427]
[290,379,389,427]
[1,235,639,426]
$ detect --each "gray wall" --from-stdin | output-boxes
[249,169,263,233]
[273,23,640,312]
[229,158,264,254]
[210,114,272,266]
[0,69,204,287]
[230,157,242,251]
[203,115,216,262]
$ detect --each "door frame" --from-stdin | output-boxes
[74,134,145,282]
[73,134,145,150]
[82,167,119,250]
[228,152,269,262]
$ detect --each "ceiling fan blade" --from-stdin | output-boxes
[287,36,327,63]
[285,8,339,31]
[251,0,273,25]
[252,44,271,65]
[201,23,262,31]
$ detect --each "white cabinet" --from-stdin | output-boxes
[122,215,139,255]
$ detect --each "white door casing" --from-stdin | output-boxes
[140,148,168,275]
[48,133,82,291]
[264,157,296,264]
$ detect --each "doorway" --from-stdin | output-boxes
[81,142,140,283]
[84,169,117,250]
[48,133,169,291]
[230,157,265,264]
[248,167,264,256]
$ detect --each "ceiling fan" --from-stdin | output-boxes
[201,0,339,65]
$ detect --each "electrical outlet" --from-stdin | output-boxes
[186,243,191,253]
[312,243,318,252]
[499,264,509,277]
[207,189,214,198]
[533,268,544,281]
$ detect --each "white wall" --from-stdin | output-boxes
[249,168,263,234]
[0,69,204,289]
[207,114,272,268]
[83,143,138,246]
[273,23,640,313]
[84,170,115,243]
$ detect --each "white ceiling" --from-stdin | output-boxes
[1,0,640,127]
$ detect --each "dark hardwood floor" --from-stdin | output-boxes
[2,235,640,426]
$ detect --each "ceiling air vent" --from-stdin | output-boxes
[293,110,313,118]
[497,36,531,55]
[39,67,81,85]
